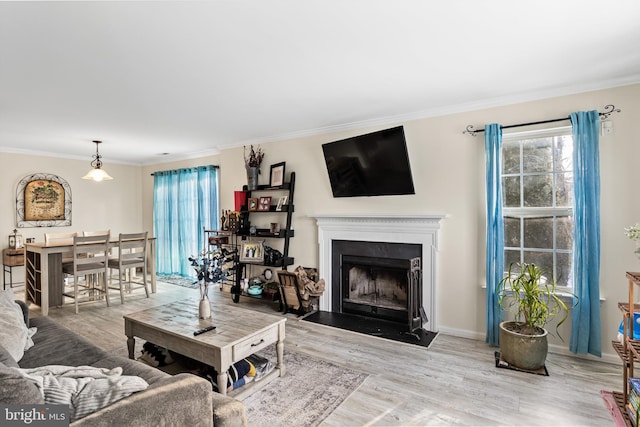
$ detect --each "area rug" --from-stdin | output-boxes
[494,351,549,376]
[245,346,368,427]
[156,274,199,289]
[303,311,438,348]
[110,342,368,427]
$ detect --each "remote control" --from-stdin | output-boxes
[194,325,216,336]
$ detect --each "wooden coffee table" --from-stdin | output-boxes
[124,299,286,396]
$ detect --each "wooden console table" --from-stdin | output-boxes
[124,299,286,397]
[24,238,156,316]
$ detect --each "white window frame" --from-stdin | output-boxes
[502,126,574,291]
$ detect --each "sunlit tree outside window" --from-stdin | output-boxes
[502,127,574,289]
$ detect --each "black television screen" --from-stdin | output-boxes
[322,126,415,197]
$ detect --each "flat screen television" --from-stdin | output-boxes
[322,126,415,197]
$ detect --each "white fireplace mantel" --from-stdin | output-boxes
[311,214,446,332]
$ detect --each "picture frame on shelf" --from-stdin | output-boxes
[240,241,264,263]
[275,195,288,211]
[269,162,286,187]
[258,196,272,211]
[270,222,280,235]
[248,198,258,211]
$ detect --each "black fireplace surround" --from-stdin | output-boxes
[331,240,421,323]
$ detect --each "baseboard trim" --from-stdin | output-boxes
[437,327,620,366]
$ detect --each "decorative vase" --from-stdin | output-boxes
[635,240,640,260]
[246,167,259,190]
[199,294,211,319]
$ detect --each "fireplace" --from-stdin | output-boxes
[313,214,445,332]
[331,240,420,324]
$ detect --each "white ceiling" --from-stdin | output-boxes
[1,1,640,165]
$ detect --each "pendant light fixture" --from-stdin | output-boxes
[82,140,113,181]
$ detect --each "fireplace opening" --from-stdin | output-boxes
[342,255,409,323]
[331,240,425,332]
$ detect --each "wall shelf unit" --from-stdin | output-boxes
[612,272,640,426]
[232,171,296,303]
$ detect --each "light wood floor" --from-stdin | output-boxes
[15,281,621,426]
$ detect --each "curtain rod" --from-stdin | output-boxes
[150,165,219,176]
[463,104,621,136]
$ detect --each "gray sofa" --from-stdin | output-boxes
[0,301,247,427]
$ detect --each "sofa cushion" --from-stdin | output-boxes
[91,354,169,385]
[0,343,19,368]
[20,316,106,368]
[0,289,36,362]
[0,362,44,404]
[71,374,219,427]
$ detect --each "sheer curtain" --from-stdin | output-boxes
[153,166,219,278]
[485,124,504,346]
[570,111,601,356]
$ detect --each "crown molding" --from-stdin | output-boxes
[237,75,640,147]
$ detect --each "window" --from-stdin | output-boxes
[502,127,574,289]
[153,166,219,278]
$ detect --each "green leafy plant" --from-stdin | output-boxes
[497,262,576,339]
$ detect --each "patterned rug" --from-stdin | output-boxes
[156,275,199,289]
[245,346,368,426]
[110,339,368,426]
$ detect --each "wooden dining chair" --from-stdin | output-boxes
[83,229,111,238]
[45,232,78,287]
[44,232,77,263]
[61,234,111,314]
[82,230,111,287]
[108,232,149,304]
[44,231,77,244]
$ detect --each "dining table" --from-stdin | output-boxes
[23,237,156,316]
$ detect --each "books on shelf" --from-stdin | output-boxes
[628,378,640,426]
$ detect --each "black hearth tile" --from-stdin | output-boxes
[303,311,437,348]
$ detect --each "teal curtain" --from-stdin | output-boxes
[153,166,219,278]
[570,111,601,356]
[485,124,504,346]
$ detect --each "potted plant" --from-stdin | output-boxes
[496,262,576,370]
